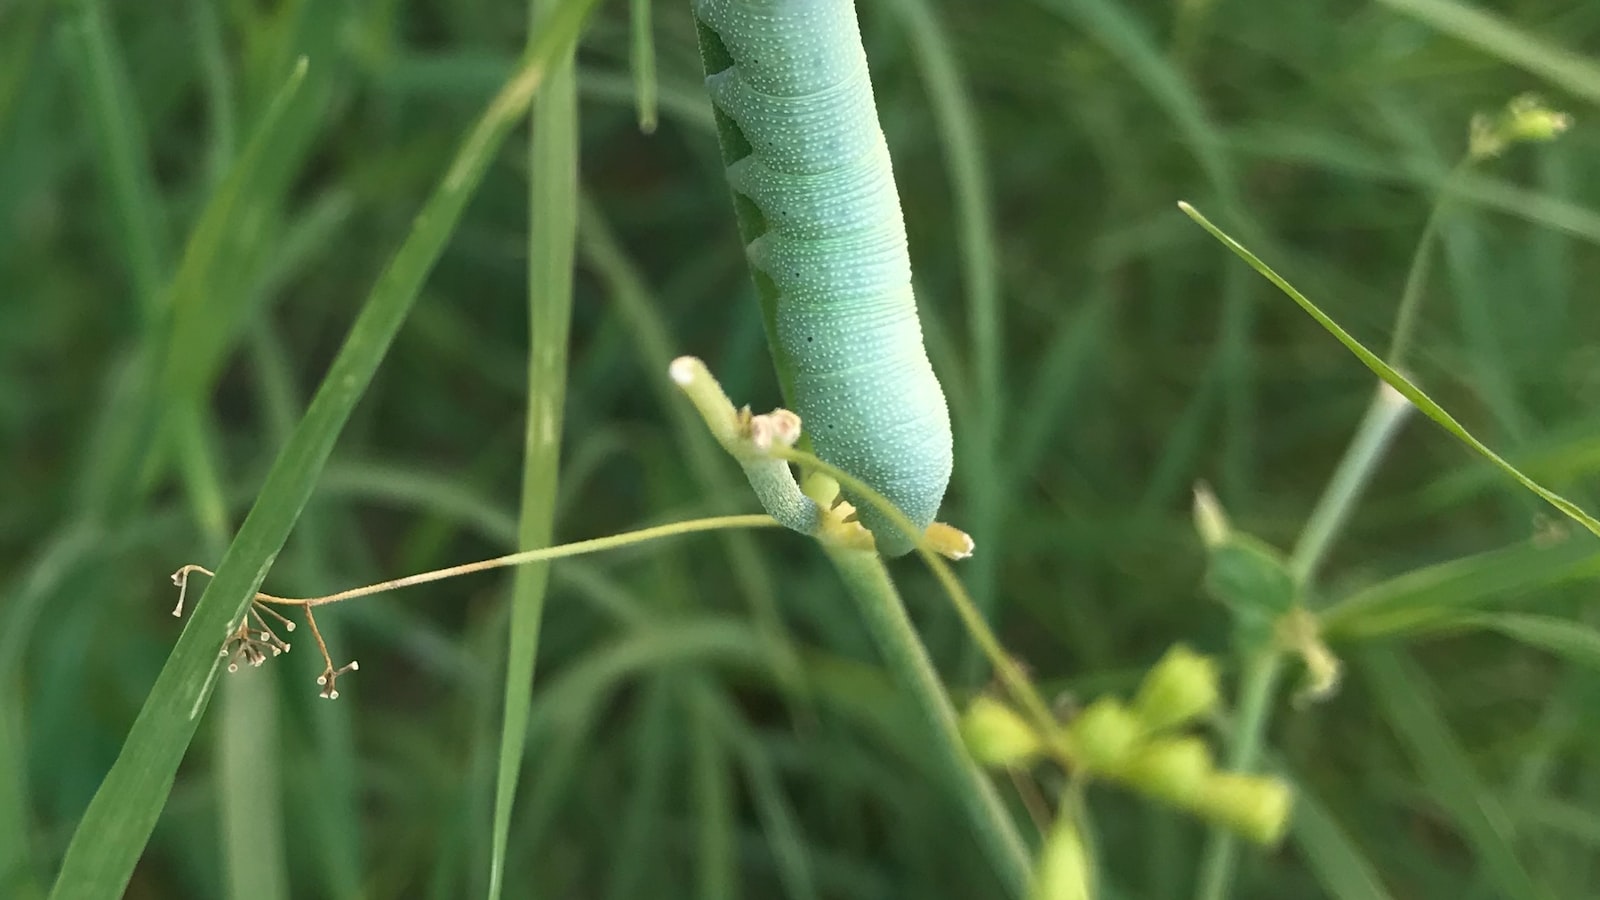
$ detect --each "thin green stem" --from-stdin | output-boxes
[1194,652,1284,900]
[1190,160,1468,897]
[824,547,1033,899]
[173,515,779,611]
[1387,161,1467,367]
[1063,776,1099,898]
[774,447,1060,738]
[1289,384,1413,587]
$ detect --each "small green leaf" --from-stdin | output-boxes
[1202,534,1297,643]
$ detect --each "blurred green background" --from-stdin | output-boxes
[5,0,1600,897]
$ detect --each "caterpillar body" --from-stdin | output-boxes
[694,0,953,556]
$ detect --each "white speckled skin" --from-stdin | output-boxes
[694,0,953,556]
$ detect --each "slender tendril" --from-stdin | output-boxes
[172,514,777,610]
[171,514,779,699]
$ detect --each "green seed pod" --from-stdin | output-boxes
[1132,644,1221,733]
[960,696,1042,769]
[1069,698,1142,774]
[1030,816,1092,900]
[1505,94,1573,143]
[1124,736,1213,806]
[1195,772,1293,845]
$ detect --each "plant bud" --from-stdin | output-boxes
[1069,698,1142,774]
[1133,644,1221,732]
[1506,94,1572,143]
[1192,483,1230,549]
[1031,816,1091,900]
[1125,736,1212,805]
[960,696,1042,769]
[1195,773,1293,845]
[1470,94,1572,160]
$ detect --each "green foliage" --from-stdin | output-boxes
[1200,532,1297,646]
[7,0,1600,898]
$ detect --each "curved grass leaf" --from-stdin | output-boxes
[1287,779,1397,900]
[689,689,737,900]
[1322,538,1600,640]
[1458,613,1600,671]
[46,4,602,896]
[1359,648,1553,900]
[1180,202,1600,542]
[65,0,168,318]
[1377,0,1600,104]
[704,693,820,900]
[603,678,675,900]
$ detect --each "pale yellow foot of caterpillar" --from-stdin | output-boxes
[925,522,975,561]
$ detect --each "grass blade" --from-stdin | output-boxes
[64,0,168,319]
[485,0,580,896]
[247,328,367,900]
[1458,613,1600,671]
[0,0,48,144]
[1288,778,1397,900]
[1031,0,1261,502]
[1179,202,1600,541]
[218,669,287,900]
[706,698,820,900]
[1376,0,1600,104]
[628,0,658,133]
[690,689,737,900]
[603,677,675,900]
[1359,647,1553,900]
[0,686,41,900]
[177,404,289,900]
[576,201,791,677]
[72,54,314,520]
[1322,538,1600,640]
[46,4,601,895]
[883,0,1006,659]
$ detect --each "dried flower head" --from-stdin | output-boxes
[171,565,358,700]
[317,660,360,700]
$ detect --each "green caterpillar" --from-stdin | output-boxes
[694,0,953,556]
